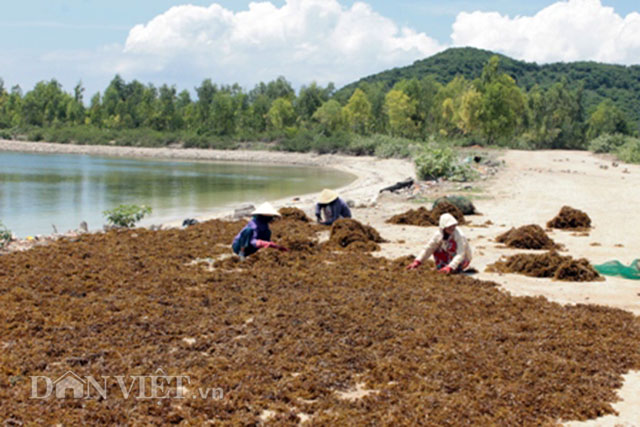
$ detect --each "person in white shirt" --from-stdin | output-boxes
[406,213,472,274]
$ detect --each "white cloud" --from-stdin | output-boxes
[451,0,640,64]
[116,0,444,88]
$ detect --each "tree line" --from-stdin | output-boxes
[0,55,637,153]
[339,47,640,130]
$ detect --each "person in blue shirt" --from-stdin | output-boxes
[315,189,352,226]
[232,202,288,260]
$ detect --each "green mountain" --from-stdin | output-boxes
[336,47,640,126]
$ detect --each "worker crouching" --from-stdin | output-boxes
[315,189,351,226]
[407,213,472,274]
[232,202,288,260]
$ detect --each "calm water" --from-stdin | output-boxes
[0,151,354,237]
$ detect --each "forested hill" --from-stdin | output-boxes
[336,47,640,121]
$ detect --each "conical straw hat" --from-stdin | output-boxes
[252,202,280,216]
[318,189,339,204]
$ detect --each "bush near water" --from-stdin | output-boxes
[103,204,152,228]
[0,221,11,248]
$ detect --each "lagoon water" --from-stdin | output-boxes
[0,151,354,237]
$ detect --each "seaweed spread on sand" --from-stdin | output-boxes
[0,218,633,425]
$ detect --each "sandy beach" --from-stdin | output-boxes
[1,139,640,425]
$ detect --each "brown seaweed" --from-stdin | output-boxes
[430,200,466,225]
[547,206,592,230]
[386,206,436,226]
[387,201,465,227]
[495,224,559,250]
[0,218,634,425]
[554,258,603,282]
[324,218,387,251]
[277,207,311,222]
[487,251,603,282]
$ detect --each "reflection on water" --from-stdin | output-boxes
[0,151,354,237]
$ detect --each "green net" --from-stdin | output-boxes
[593,259,640,280]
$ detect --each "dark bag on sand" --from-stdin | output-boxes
[182,218,199,227]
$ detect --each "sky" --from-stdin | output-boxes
[1,0,639,98]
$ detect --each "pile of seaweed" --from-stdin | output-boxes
[547,206,592,230]
[486,251,603,281]
[278,207,310,222]
[324,218,387,251]
[432,200,466,224]
[387,206,436,226]
[434,195,476,215]
[272,211,324,254]
[387,201,465,227]
[495,224,559,250]
[0,218,634,425]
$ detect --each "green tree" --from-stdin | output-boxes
[265,76,295,101]
[343,88,372,135]
[476,73,526,144]
[267,97,295,131]
[312,99,345,134]
[586,99,631,140]
[295,82,333,121]
[355,82,387,133]
[195,79,218,129]
[176,90,194,130]
[148,84,179,131]
[102,75,126,123]
[0,79,9,128]
[87,93,103,126]
[7,86,23,127]
[230,90,252,137]
[384,89,417,138]
[65,82,86,125]
[127,81,152,128]
[393,76,442,136]
[433,76,470,137]
[525,80,585,149]
[21,80,71,126]
[210,91,236,135]
[250,77,295,103]
[246,93,271,133]
[473,57,527,144]
[458,87,483,136]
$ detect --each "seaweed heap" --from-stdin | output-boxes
[0,218,635,425]
[271,217,320,254]
[495,224,559,250]
[387,201,465,227]
[278,207,310,222]
[434,195,476,215]
[387,206,436,226]
[555,258,604,282]
[431,200,466,225]
[324,218,387,251]
[486,251,602,281]
[547,206,592,230]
